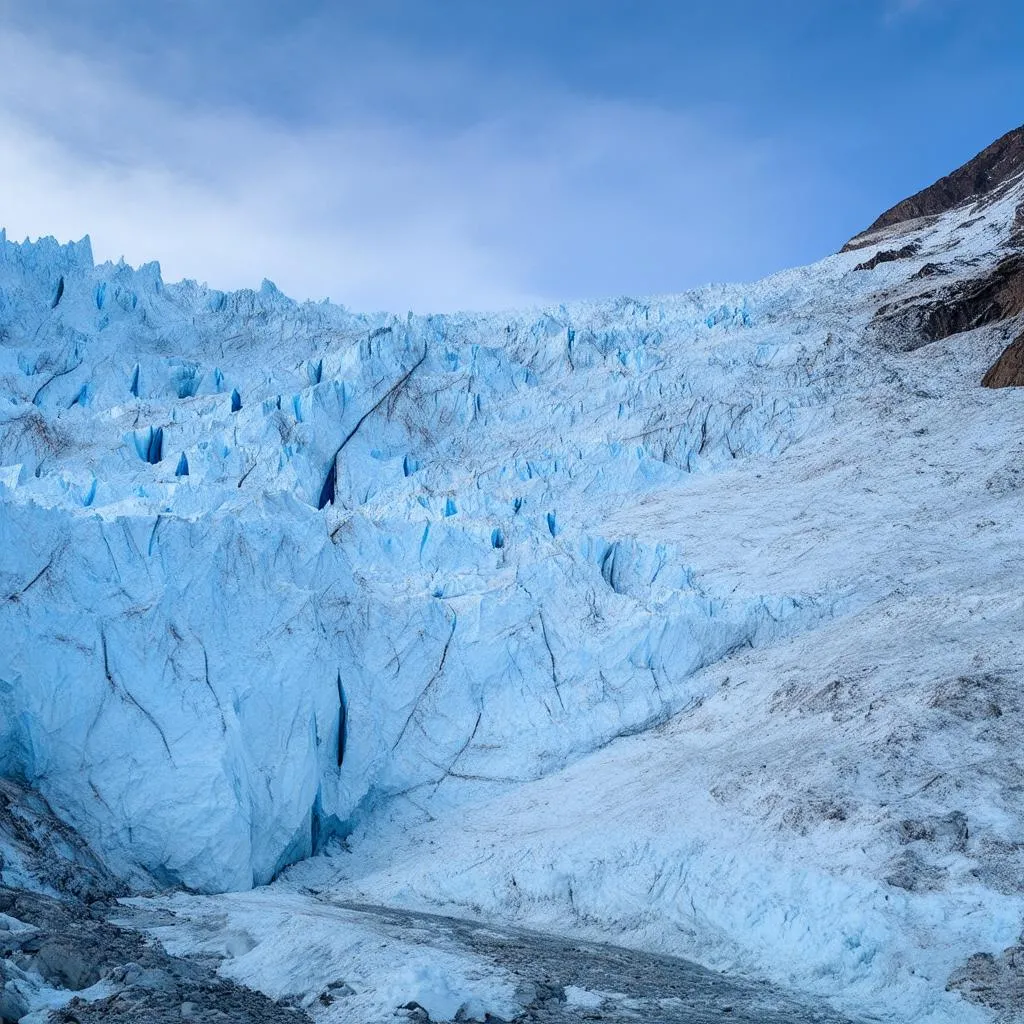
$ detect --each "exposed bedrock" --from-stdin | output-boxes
[845,123,1024,248]
[872,254,1024,351]
[982,331,1024,387]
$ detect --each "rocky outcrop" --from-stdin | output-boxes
[947,942,1024,1022]
[854,243,918,271]
[1012,200,1024,248]
[0,779,122,904]
[872,254,1024,351]
[983,332,1024,388]
[0,782,305,1023]
[0,888,306,1024]
[845,124,1024,249]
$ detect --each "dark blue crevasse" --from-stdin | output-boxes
[310,788,326,854]
[147,427,163,464]
[316,347,429,512]
[135,426,163,465]
[317,458,337,509]
[51,276,64,309]
[129,365,140,398]
[175,364,201,399]
[175,452,189,477]
[230,388,242,412]
[311,786,368,855]
[491,527,505,549]
[336,673,347,767]
[600,541,624,593]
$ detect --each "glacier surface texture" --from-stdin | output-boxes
[1,168,1023,1024]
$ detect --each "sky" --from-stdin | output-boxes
[0,0,1021,311]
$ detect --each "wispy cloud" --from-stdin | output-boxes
[0,29,537,311]
[0,23,829,312]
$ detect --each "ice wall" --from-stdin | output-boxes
[0,231,866,891]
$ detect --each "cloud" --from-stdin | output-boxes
[0,24,832,312]
[0,28,539,311]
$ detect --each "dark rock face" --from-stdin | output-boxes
[0,781,305,1024]
[912,262,949,280]
[0,888,306,1024]
[846,124,1024,247]
[947,942,1024,1019]
[850,125,1024,361]
[983,332,1024,387]
[854,243,919,272]
[872,254,1024,351]
[1012,200,1024,246]
[0,778,123,904]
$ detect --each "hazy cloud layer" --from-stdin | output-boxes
[0,21,830,311]
[0,2,1020,311]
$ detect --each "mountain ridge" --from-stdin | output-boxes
[844,123,1024,251]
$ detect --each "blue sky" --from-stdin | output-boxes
[0,1,1021,310]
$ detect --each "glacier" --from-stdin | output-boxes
[0,228,854,893]
[1,153,1023,1023]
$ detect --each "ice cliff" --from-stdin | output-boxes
[0,225,862,892]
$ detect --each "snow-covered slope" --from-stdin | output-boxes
[2,151,1024,1022]
[287,345,1023,1024]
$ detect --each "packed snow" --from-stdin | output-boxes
[1,171,1023,1022]
[118,891,526,1023]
